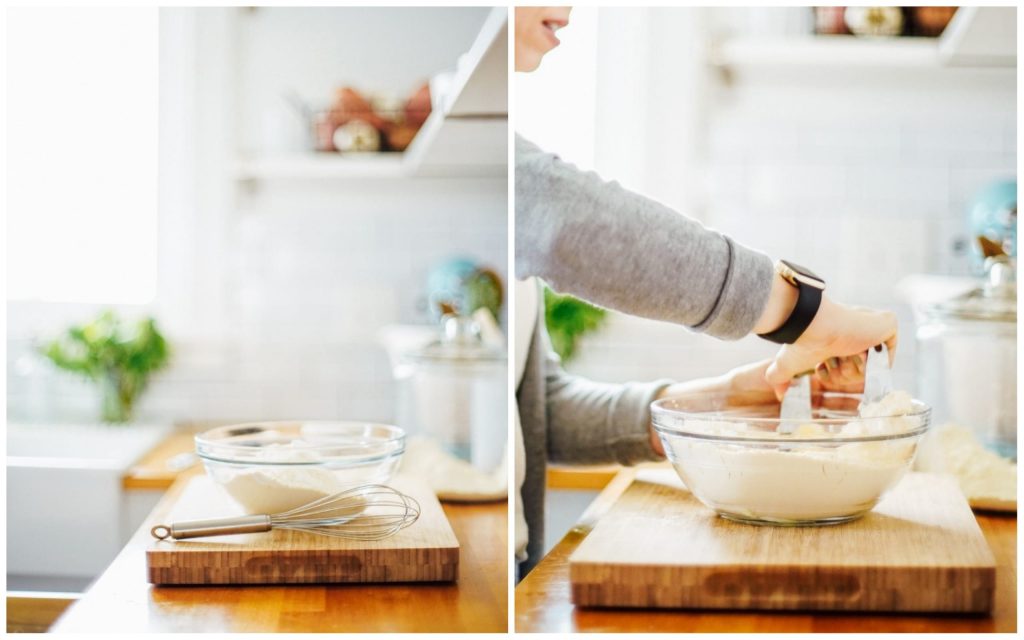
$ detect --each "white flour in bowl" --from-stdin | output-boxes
[665,391,922,523]
[213,444,348,514]
[221,466,342,514]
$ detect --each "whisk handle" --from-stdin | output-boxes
[151,514,272,540]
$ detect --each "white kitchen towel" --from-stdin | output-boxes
[400,435,507,502]
[915,423,1017,512]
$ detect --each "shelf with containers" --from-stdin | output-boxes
[230,7,507,182]
[710,7,1015,74]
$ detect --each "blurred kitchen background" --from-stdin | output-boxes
[518,6,1016,551]
[7,6,507,595]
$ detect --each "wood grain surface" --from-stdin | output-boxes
[6,593,78,633]
[147,476,459,585]
[570,470,994,613]
[53,473,508,632]
[517,465,1017,633]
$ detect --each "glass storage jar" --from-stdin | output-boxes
[916,256,1016,460]
[394,315,506,472]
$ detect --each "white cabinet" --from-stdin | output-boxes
[7,423,171,589]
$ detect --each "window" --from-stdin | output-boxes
[6,7,159,304]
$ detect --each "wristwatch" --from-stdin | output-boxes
[757,260,825,344]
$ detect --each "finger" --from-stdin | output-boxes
[815,362,830,384]
[767,344,821,386]
[771,382,789,401]
[852,352,866,375]
[766,354,797,389]
[885,335,898,367]
[764,358,793,401]
[826,357,855,388]
[838,357,859,382]
[824,357,840,373]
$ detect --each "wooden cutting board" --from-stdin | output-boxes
[569,470,995,613]
[147,475,458,585]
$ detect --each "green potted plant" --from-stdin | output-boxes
[544,286,607,362]
[40,310,171,423]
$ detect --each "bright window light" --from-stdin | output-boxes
[6,7,159,304]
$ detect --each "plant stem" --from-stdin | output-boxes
[101,372,134,423]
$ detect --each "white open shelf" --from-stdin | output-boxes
[711,7,1016,72]
[713,35,943,69]
[404,6,507,176]
[234,7,507,181]
[234,152,408,180]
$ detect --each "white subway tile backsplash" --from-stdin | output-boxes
[901,119,1010,155]
[845,166,949,205]
[927,216,973,275]
[705,163,748,205]
[747,164,848,209]
[808,124,903,158]
[949,165,1018,206]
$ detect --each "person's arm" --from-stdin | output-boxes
[541,327,669,465]
[515,134,774,341]
[516,134,898,396]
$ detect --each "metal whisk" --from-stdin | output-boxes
[150,484,421,542]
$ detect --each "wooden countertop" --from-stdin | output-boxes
[58,445,508,632]
[122,427,199,490]
[547,464,629,490]
[517,465,1017,633]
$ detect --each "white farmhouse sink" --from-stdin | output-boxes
[7,422,173,589]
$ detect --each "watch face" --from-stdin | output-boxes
[780,260,825,289]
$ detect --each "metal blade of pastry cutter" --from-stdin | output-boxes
[778,372,812,432]
[861,343,893,406]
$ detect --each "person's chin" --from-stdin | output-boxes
[516,50,543,72]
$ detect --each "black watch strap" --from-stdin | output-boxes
[757,281,823,345]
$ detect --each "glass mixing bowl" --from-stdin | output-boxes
[651,392,931,526]
[194,421,405,514]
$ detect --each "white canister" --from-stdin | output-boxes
[916,256,1017,460]
[399,315,506,472]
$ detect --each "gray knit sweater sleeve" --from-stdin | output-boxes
[515,134,774,340]
[540,325,670,466]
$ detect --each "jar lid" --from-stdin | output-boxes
[925,256,1016,322]
[409,315,506,363]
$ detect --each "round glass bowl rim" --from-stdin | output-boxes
[195,420,405,466]
[651,396,931,444]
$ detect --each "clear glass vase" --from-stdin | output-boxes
[99,374,134,424]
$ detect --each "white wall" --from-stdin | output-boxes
[525,7,1016,395]
[7,7,507,426]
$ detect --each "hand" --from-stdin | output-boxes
[735,358,866,398]
[649,358,864,455]
[764,297,897,399]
